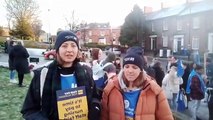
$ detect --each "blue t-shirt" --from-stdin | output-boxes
[123,89,141,120]
[60,74,77,90]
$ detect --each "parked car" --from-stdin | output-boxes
[44,49,56,60]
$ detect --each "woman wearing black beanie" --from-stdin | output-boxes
[101,52,173,120]
[21,31,101,120]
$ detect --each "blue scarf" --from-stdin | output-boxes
[177,59,184,77]
[186,69,206,94]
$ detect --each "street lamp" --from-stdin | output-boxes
[47,8,51,50]
[110,26,114,52]
[187,0,192,61]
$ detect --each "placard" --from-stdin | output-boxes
[56,86,88,120]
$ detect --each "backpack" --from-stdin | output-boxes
[40,67,48,98]
[92,62,113,88]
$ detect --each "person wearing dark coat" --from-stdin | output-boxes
[114,57,121,74]
[9,44,30,87]
[21,31,101,120]
[100,51,116,79]
[4,39,10,53]
[8,40,18,83]
[207,83,213,120]
[152,61,165,87]
[189,65,206,120]
[181,62,190,91]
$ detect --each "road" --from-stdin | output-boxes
[0,48,52,69]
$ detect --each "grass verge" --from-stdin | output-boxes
[0,67,31,120]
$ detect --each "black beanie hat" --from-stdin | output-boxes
[123,53,144,71]
[54,31,79,52]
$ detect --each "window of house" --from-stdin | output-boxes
[192,36,199,49]
[99,38,106,44]
[151,22,155,32]
[163,20,168,31]
[162,36,168,47]
[193,17,200,29]
[177,20,182,31]
[112,33,116,39]
[88,38,92,43]
[100,31,105,36]
[89,31,92,36]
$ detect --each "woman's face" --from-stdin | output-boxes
[123,64,141,82]
[58,41,78,63]
[193,63,196,69]
[115,59,120,64]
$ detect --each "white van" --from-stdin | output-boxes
[14,40,24,46]
[106,47,121,56]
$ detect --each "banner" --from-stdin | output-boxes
[56,86,88,120]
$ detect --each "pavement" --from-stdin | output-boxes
[125,53,209,120]
[173,100,209,120]
[145,54,209,120]
[0,52,209,120]
[0,51,53,70]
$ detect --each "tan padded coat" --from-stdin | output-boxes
[101,75,174,120]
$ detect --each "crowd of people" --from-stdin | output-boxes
[5,31,213,120]
[162,55,213,120]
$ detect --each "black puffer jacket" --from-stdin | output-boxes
[21,61,100,120]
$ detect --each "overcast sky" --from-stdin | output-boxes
[0,0,189,35]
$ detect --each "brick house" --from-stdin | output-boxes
[144,0,213,56]
[77,23,121,47]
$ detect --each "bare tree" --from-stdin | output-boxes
[5,0,39,21]
[64,10,79,32]
[31,19,42,41]
[4,0,40,39]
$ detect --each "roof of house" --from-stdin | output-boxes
[146,0,213,20]
[179,0,213,16]
[87,23,110,29]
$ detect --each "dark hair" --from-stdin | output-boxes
[168,55,177,60]
[207,58,212,63]
[9,41,14,46]
[173,56,177,60]
[91,48,100,60]
[115,57,120,61]
[153,61,161,67]
[195,64,203,70]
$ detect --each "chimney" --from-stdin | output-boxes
[144,6,153,13]
[186,0,200,3]
[161,2,171,9]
